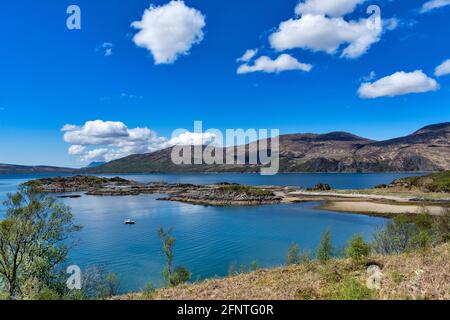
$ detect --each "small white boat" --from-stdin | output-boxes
[124,219,135,225]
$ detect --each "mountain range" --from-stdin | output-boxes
[83,122,450,174]
[0,164,75,175]
[1,122,448,174]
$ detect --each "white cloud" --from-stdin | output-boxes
[361,71,376,82]
[81,149,110,162]
[68,145,86,156]
[435,59,450,77]
[169,131,217,146]
[295,0,366,17]
[358,70,439,98]
[236,49,258,62]
[269,13,383,59]
[63,120,168,162]
[131,1,206,64]
[63,120,221,163]
[121,93,143,99]
[237,54,312,74]
[97,42,113,57]
[420,0,450,13]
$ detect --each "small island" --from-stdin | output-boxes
[25,172,450,216]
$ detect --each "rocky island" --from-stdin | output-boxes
[25,172,450,215]
[25,176,283,206]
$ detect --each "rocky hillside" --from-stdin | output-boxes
[85,122,450,173]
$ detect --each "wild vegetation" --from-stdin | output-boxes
[0,185,81,299]
[120,207,450,300]
[376,171,450,193]
[1,183,449,300]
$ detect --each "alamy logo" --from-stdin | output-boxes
[170,121,280,175]
[66,265,82,290]
[66,5,81,30]
[366,265,382,290]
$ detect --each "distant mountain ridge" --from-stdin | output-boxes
[0,164,75,175]
[84,122,450,174]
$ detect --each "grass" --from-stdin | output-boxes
[117,242,449,300]
[397,171,450,193]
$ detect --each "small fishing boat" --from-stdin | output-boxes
[124,219,135,225]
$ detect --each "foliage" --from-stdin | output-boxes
[286,243,300,266]
[158,227,191,287]
[432,208,450,243]
[392,171,450,192]
[69,265,120,300]
[0,185,81,299]
[286,243,311,266]
[141,281,156,299]
[371,211,440,255]
[316,230,334,261]
[346,234,371,265]
[328,278,374,300]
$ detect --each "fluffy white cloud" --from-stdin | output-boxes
[435,59,450,77]
[63,120,222,163]
[269,13,383,59]
[68,145,86,156]
[236,49,258,62]
[358,70,439,98]
[169,131,217,146]
[420,0,450,13]
[63,120,169,162]
[131,1,206,64]
[295,0,366,17]
[237,54,312,74]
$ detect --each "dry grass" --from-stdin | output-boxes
[118,243,450,300]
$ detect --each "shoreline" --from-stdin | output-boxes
[24,175,450,218]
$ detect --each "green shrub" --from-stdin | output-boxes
[432,208,450,243]
[286,243,300,265]
[141,282,156,299]
[317,230,334,261]
[286,243,312,266]
[372,215,421,255]
[346,234,371,265]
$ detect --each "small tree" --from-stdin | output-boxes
[286,243,311,266]
[317,230,334,262]
[346,234,371,265]
[0,185,81,298]
[158,227,191,287]
[106,273,120,297]
[286,243,300,266]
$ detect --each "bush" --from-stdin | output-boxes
[432,208,450,243]
[286,243,311,265]
[286,243,300,265]
[317,230,334,261]
[372,215,421,255]
[346,234,371,265]
[141,282,156,299]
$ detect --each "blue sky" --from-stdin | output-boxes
[0,0,449,167]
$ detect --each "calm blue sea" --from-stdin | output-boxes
[0,172,421,293]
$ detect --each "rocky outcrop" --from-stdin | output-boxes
[25,176,282,206]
